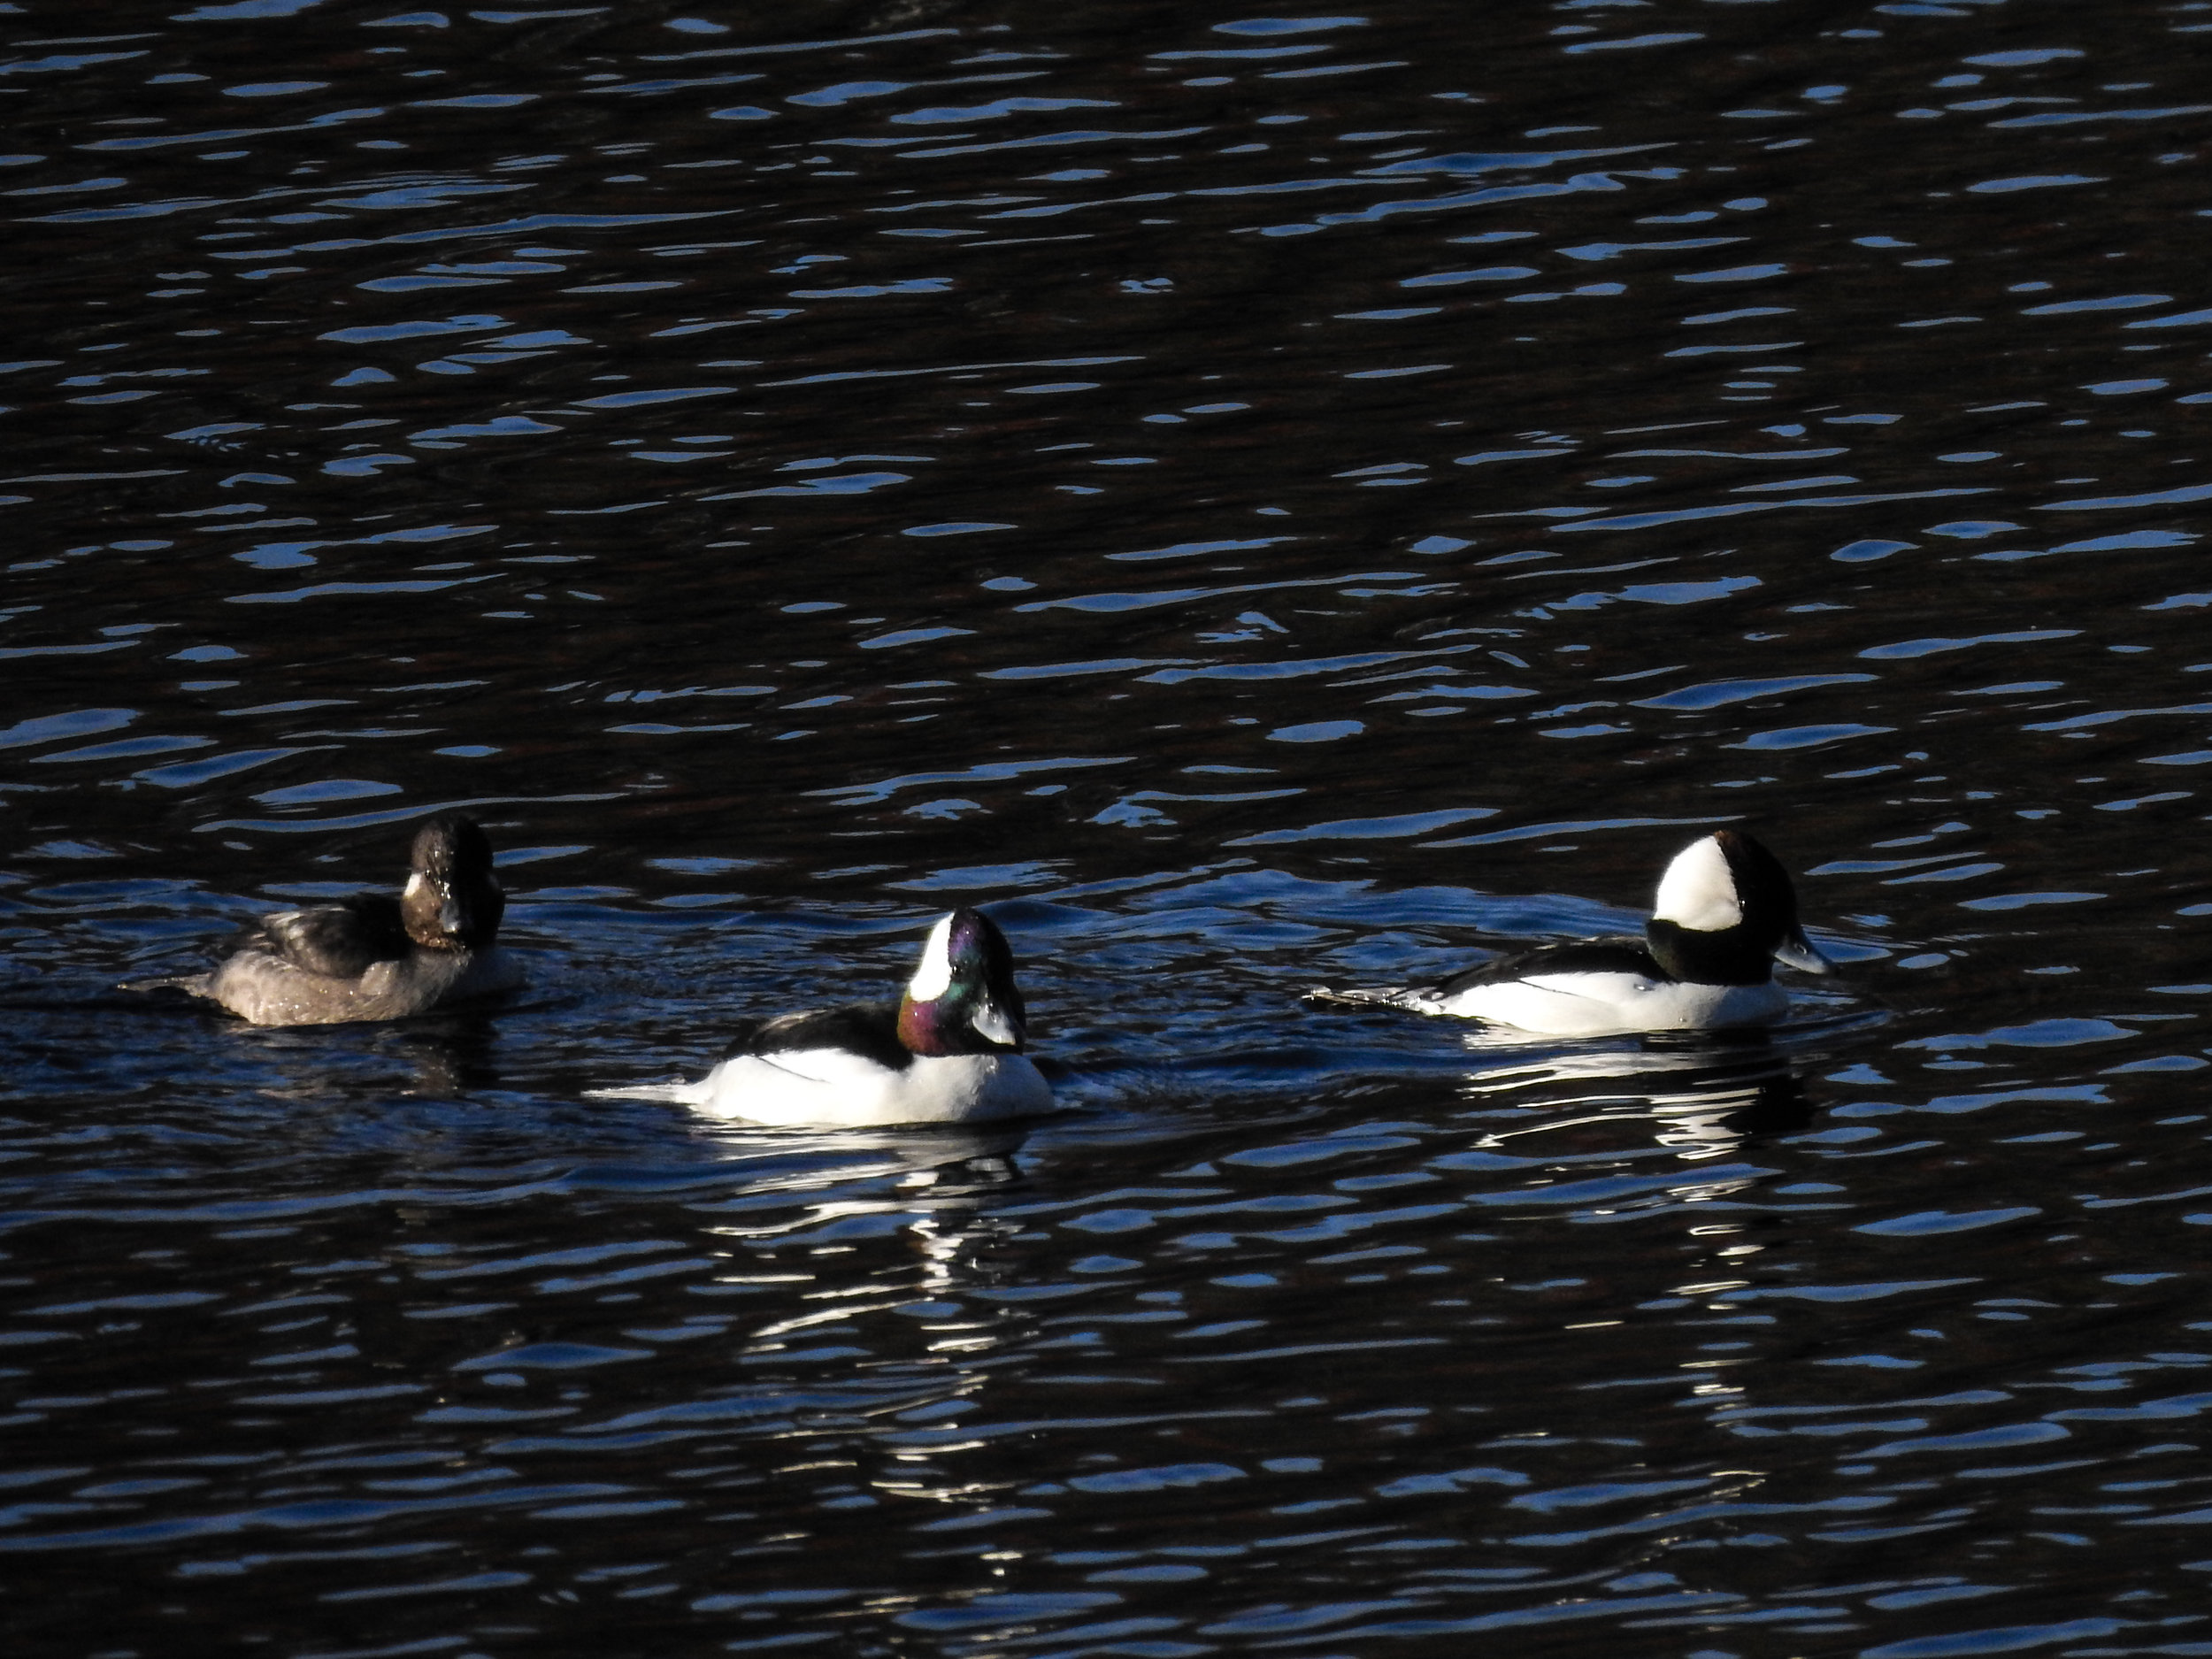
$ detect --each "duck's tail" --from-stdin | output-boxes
[118,972,211,999]
[1303,983,1447,1017]
[584,1079,713,1105]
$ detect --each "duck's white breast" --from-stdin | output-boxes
[693,1050,1051,1127]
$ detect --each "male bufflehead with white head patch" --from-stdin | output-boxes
[595,907,1053,1127]
[1315,829,1832,1035]
[139,813,524,1025]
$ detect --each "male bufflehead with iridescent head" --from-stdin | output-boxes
[595,907,1052,1127]
[142,812,524,1026]
[1314,829,1832,1035]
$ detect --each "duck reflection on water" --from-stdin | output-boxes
[1452,1028,1815,1162]
[687,1119,1037,1346]
[688,1118,1032,1194]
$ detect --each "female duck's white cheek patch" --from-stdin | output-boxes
[1653,837,1742,933]
[403,873,428,900]
[907,917,955,1001]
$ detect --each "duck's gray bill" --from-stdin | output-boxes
[1774,932,1834,975]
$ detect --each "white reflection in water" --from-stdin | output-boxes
[693,1123,1032,1343]
[1448,1032,1816,1419]
[1454,1031,1810,1162]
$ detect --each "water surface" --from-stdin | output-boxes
[6,0,2212,1652]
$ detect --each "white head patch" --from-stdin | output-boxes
[908,915,955,1002]
[1652,835,1743,933]
[970,998,1018,1048]
[403,872,429,900]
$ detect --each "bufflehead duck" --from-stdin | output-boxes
[146,813,524,1026]
[595,908,1052,1128]
[1316,829,1832,1035]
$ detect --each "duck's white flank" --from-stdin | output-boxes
[1427,972,1787,1035]
[598,1048,1050,1129]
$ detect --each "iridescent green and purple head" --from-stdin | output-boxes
[896,908,1029,1056]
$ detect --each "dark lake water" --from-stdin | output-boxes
[8,0,2212,1651]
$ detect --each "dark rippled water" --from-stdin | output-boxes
[8,0,2212,1651]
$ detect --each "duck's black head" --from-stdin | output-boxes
[895,908,1029,1056]
[401,813,504,951]
[1644,828,1831,987]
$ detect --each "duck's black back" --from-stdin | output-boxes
[719,1002,913,1071]
[251,896,411,979]
[1429,936,1662,996]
